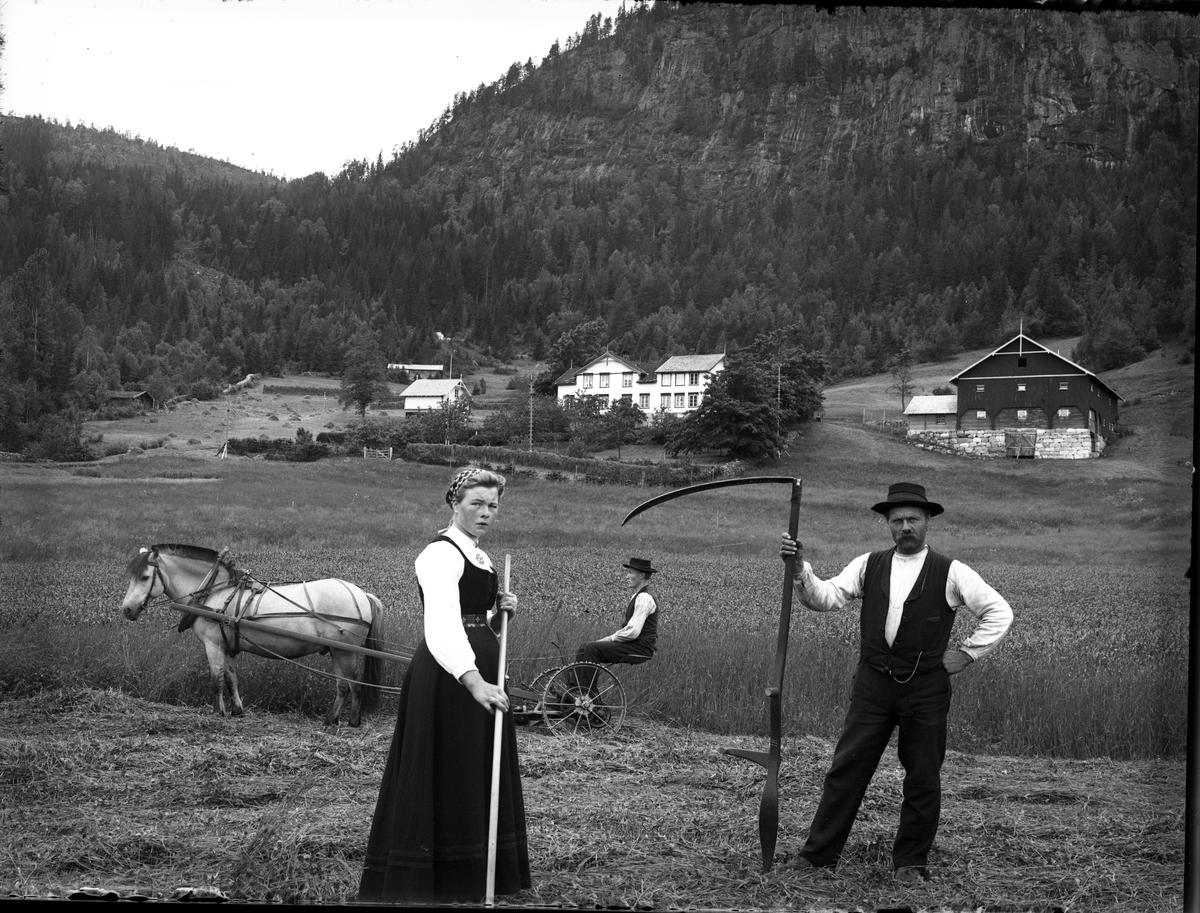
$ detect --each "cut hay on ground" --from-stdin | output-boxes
[1,688,1183,910]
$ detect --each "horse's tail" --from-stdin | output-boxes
[360,593,385,715]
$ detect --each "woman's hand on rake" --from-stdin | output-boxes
[461,670,510,714]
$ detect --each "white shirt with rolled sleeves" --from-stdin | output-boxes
[604,588,656,642]
[414,525,496,680]
[793,546,1013,660]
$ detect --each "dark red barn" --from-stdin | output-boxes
[949,334,1123,451]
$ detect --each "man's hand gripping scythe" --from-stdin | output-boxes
[623,476,803,873]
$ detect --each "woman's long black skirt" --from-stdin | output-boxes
[358,627,530,905]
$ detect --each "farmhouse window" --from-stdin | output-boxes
[688,392,698,408]
[1017,383,1026,392]
[661,394,671,409]
[1017,409,1028,420]
[675,373,686,386]
[582,374,593,389]
[621,393,632,403]
[674,393,685,409]
[1059,381,1069,390]
[935,415,946,425]
[622,372,634,388]
[976,384,985,392]
[976,410,987,419]
[639,394,650,408]
[599,374,610,388]
[688,372,700,385]
[662,374,672,386]
[1057,408,1070,418]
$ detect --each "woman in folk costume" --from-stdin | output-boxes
[358,468,530,905]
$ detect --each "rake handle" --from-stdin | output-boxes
[485,554,511,906]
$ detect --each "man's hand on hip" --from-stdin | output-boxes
[942,649,973,675]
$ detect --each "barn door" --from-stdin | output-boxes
[1005,430,1036,458]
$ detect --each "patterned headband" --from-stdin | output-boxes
[445,467,484,505]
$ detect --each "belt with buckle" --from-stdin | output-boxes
[462,613,491,628]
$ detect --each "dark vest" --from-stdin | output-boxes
[626,589,658,649]
[860,547,954,678]
[418,535,498,617]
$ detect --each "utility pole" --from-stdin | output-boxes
[528,373,535,452]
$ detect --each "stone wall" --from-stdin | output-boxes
[907,428,1099,459]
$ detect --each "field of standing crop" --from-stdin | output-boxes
[1,346,1191,908]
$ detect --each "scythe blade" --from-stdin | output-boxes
[621,475,799,526]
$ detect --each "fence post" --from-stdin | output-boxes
[363,447,367,459]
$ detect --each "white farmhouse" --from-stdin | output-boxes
[402,378,471,415]
[651,353,726,414]
[554,352,652,409]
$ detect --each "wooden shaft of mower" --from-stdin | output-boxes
[169,601,413,664]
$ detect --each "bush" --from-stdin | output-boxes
[345,417,413,453]
[186,379,223,401]
[24,414,93,462]
[226,437,330,461]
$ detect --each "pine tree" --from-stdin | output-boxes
[338,339,388,416]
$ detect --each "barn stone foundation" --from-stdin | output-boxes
[907,428,1101,459]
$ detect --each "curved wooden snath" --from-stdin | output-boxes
[623,476,802,873]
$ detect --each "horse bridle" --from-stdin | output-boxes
[137,558,165,613]
[136,547,228,614]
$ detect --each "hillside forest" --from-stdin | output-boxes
[0,4,1196,458]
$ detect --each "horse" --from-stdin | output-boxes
[121,544,386,726]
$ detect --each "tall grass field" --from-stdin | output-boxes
[2,410,1188,761]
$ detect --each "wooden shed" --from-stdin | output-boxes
[949,334,1123,445]
[904,395,958,431]
[106,390,157,411]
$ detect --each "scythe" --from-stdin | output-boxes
[623,475,802,872]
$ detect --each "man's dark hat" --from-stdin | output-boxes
[623,557,657,575]
[871,482,944,517]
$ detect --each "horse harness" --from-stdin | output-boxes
[175,552,371,655]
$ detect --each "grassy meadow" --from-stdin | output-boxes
[1,376,1190,760]
[1,347,1191,908]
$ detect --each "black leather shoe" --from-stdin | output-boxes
[894,865,930,883]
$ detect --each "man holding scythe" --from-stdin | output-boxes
[779,482,1013,883]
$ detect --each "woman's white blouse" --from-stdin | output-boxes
[414,525,494,681]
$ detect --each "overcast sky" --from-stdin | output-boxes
[1,0,614,180]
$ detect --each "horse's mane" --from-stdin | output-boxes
[125,544,237,578]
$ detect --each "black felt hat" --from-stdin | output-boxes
[623,557,658,575]
[871,482,944,517]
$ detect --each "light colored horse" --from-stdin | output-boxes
[121,544,385,726]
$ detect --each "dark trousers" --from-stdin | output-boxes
[800,661,951,869]
[575,639,654,666]
[573,640,653,691]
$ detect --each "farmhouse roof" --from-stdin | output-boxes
[904,395,958,415]
[388,363,444,371]
[654,353,726,374]
[555,351,649,386]
[949,333,1123,402]
[402,378,469,398]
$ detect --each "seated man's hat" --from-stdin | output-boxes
[623,557,658,575]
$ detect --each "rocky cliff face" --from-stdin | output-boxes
[461,6,1198,187]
